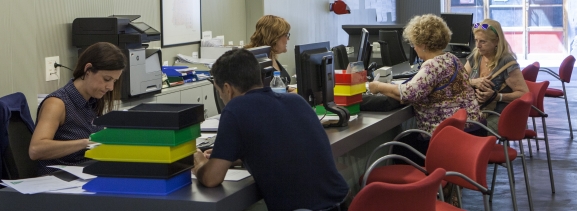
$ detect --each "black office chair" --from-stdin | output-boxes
[207,77,225,114]
[331,45,350,70]
[0,92,37,180]
[2,114,37,179]
[213,86,225,114]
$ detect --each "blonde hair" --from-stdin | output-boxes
[402,14,452,52]
[471,19,516,71]
[244,15,291,59]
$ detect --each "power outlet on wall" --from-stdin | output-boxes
[45,56,60,81]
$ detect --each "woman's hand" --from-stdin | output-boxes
[368,81,382,94]
[475,88,495,103]
[471,76,494,90]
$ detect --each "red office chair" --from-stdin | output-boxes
[361,126,495,211]
[540,55,575,139]
[523,80,555,193]
[350,168,448,211]
[468,93,535,211]
[362,109,467,186]
[521,62,539,82]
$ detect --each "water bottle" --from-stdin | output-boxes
[270,71,286,93]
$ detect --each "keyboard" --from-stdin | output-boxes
[392,68,419,79]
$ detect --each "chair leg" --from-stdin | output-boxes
[483,194,492,211]
[526,138,533,158]
[489,163,499,202]
[562,83,573,139]
[542,117,556,193]
[518,140,535,211]
[532,117,539,152]
[503,141,519,211]
[438,185,445,202]
[526,118,533,158]
[456,185,463,208]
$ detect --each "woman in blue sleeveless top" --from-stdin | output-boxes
[30,42,126,175]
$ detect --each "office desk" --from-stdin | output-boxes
[0,106,414,211]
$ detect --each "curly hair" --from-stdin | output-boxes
[244,15,291,59]
[402,14,452,52]
[470,19,515,71]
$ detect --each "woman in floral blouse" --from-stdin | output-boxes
[368,14,482,164]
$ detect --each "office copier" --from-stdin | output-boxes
[72,15,162,99]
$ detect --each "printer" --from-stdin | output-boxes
[72,15,162,100]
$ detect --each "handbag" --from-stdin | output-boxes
[478,61,517,110]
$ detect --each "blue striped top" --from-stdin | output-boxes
[37,80,103,175]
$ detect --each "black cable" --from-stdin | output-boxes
[54,62,73,71]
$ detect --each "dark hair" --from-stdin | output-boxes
[210,49,262,93]
[73,42,126,115]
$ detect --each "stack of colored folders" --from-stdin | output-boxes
[316,70,366,116]
[82,103,204,195]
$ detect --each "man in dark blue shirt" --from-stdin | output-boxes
[193,49,349,210]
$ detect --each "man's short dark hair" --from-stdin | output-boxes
[210,49,263,93]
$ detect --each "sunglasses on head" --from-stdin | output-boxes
[474,23,499,37]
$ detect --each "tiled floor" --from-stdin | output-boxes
[461,66,577,211]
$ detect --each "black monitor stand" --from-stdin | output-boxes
[321,55,350,127]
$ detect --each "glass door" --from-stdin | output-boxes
[446,0,567,60]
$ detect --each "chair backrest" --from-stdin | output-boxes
[430,109,467,141]
[497,92,534,140]
[525,80,549,117]
[331,45,350,70]
[213,86,225,114]
[349,168,446,211]
[521,63,539,82]
[2,114,37,179]
[559,55,576,83]
[532,61,540,69]
[426,126,495,191]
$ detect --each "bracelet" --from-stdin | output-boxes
[499,93,503,102]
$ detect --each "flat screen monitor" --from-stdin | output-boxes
[246,46,275,87]
[342,25,411,62]
[295,42,332,107]
[295,41,349,126]
[441,13,474,46]
[357,28,372,70]
[378,30,408,66]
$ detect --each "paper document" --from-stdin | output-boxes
[48,165,97,180]
[2,176,82,194]
[48,179,95,194]
[201,115,220,132]
[191,169,251,181]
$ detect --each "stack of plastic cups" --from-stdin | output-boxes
[82,104,203,195]
[315,70,366,115]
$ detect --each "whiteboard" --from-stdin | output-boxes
[161,0,202,47]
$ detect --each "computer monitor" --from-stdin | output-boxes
[295,42,349,127]
[246,46,275,87]
[441,13,474,46]
[357,28,372,70]
[378,30,408,66]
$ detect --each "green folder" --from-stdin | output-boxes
[90,124,201,146]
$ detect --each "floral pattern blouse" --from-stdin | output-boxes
[398,52,481,134]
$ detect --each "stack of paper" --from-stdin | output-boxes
[2,176,82,194]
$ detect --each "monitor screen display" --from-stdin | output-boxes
[378,30,408,66]
[441,13,474,46]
